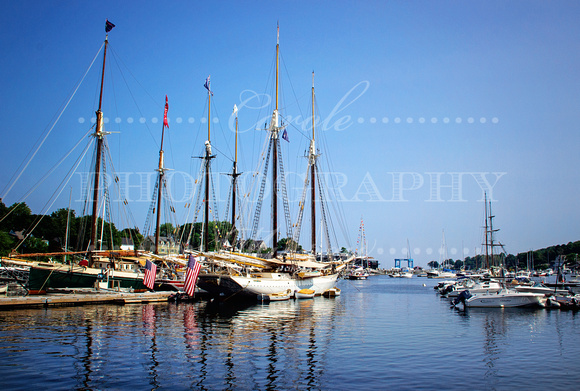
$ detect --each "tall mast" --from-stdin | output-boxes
[484,192,489,269]
[310,71,316,254]
[276,22,279,115]
[203,77,213,252]
[489,198,496,268]
[64,186,72,265]
[231,105,240,230]
[154,96,169,254]
[272,23,280,257]
[90,31,110,254]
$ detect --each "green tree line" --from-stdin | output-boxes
[0,201,142,257]
[426,241,580,271]
[0,201,244,256]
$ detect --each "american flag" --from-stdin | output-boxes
[143,259,157,290]
[184,255,201,296]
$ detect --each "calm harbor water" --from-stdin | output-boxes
[1,276,579,390]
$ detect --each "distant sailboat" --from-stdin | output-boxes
[349,217,369,280]
[453,196,544,309]
[427,230,456,279]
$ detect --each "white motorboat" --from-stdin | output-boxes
[454,288,544,308]
[348,267,369,280]
[513,281,569,296]
[444,279,502,298]
[427,269,457,279]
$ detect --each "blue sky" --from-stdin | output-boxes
[1,1,579,267]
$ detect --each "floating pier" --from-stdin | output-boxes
[0,290,174,310]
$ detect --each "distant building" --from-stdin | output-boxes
[252,240,268,252]
[354,256,379,269]
[142,236,180,254]
[9,230,25,241]
[219,238,232,251]
[120,238,134,251]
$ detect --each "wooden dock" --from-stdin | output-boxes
[0,291,174,310]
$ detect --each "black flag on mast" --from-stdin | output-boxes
[105,19,115,33]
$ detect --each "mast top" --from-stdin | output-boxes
[104,19,115,41]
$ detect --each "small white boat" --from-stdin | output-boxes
[454,289,544,308]
[323,287,341,297]
[348,267,369,280]
[513,282,567,295]
[427,269,457,279]
[258,289,292,302]
[390,267,413,278]
[295,288,315,299]
[444,279,502,298]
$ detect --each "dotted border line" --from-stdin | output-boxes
[78,116,499,125]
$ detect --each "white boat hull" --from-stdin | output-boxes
[232,273,339,296]
[446,281,502,297]
[427,271,456,279]
[465,291,544,308]
[295,289,315,299]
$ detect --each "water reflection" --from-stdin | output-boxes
[142,305,160,390]
[169,297,341,390]
[2,278,580,390]
[481,311,503,388]
[0,296,342,390]
[459,307,547,390]
[79,315,94,390]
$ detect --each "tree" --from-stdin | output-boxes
[0,231,15,256]
[73,215,121,251]
[159,222,174,237]
[277,237,302,252]
[121,228,143,249]
[177,221,237,251]
[20,236,49,254]
[427,261,439,269]
[0,202,32,232]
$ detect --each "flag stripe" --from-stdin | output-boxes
[143,259,157,289]
[163,95,169,128]
[184,256,201,296]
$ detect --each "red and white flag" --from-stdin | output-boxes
[184,255,201,296]
[163,95,169,128]
[143,259,157,290]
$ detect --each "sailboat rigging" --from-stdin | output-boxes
[194,24,351,299]
[23,21,156,294]
[291,72,334,259]
[202,76,216,252]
